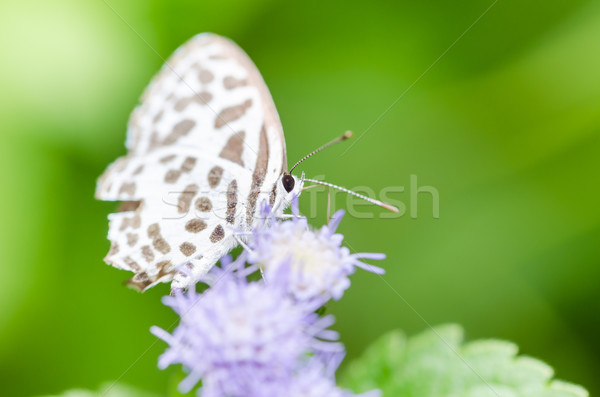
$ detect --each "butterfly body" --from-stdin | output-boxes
[97,33,302,290]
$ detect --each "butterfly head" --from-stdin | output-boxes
[277,171,305,206]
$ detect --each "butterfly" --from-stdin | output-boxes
[96,33,396,292]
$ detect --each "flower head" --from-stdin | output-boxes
[247,356,381,397]
[151,266,341,397]
[247,198,385,302]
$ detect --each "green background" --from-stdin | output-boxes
[1,0,599,395]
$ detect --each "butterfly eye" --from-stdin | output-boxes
[282,174,295,193]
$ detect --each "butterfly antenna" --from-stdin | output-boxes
[289,130,353,174]
[304,178,399,213]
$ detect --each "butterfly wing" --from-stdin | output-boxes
[96,33,287,290]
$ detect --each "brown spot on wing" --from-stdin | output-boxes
[141,245,155,262]
[117,201,141,212]
[269,183,277,206]
[153,110,164,124]
[223,76,248,90]
[195,197,212,212]
[165,157,197,184]
[208,166,224,188]
[126,233,138,247]
[174,92,213,112]
[147,223,171,254]
[246,125,269,225]
[219,131,245,166]
[148,223,159,238]
[186,218,207,233]
[125,259,174,291]
[210,225,225,243]
[179,242,196,256]
[133,165,144,175]
[215,99,252,129]
[160,155,176,163]
[197,67,214,84]
[173,98,188,112]
[163,119,195,146]
[119,217,131,232]
[153,238,170,255]
[164,169,181,184]
[124,256,142,272]
[181,157,197,173]
[119,211,142,231]
[226,180,238,224]
[178,184,199,214]
[119,182,136,197]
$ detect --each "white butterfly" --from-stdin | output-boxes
[96,33,308,291]
[97,33,396,291]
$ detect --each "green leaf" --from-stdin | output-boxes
[37,383,160,397]
[340,324,588,397]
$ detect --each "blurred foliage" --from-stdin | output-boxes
[341,324,588,397]
[1,0,599,396]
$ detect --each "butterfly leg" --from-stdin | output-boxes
[233,233,253,253]
[231,234,270,281]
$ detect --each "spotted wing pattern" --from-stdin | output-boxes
[96,34,287,290]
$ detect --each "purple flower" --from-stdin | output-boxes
[250,357,381,397]
[247,198,385,302]
[285,361,381,397]
[151,266,342,397]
